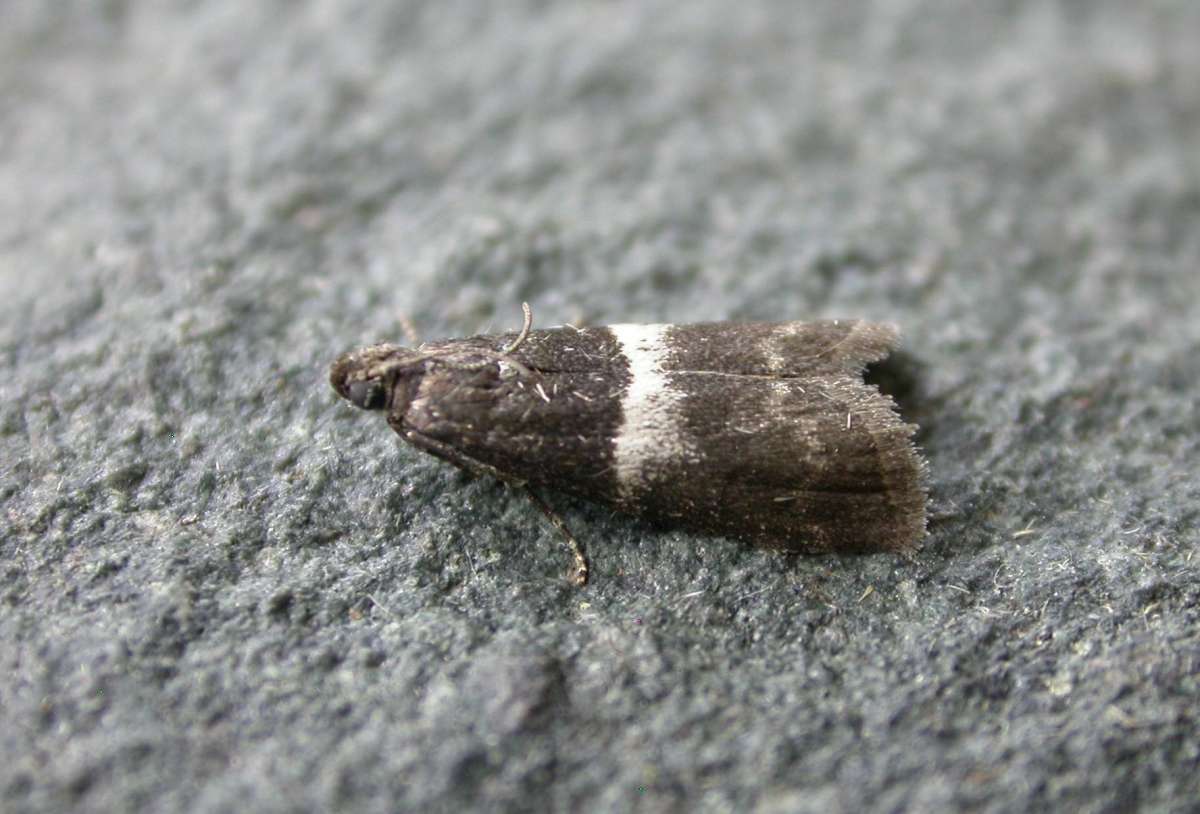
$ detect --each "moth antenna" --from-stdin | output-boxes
[501,302,534,355]
[399,314,420,346]
[435,348,534,378]
[440,303,536,375]
[417,303,536,376]
[367,354,417,380]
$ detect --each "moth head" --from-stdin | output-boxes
[329,344,426,412]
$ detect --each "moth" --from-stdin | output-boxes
[330,305,927,585]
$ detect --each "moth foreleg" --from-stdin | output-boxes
[399,428,590,586]
[398,428,526,485]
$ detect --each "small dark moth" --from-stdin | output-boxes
[330,305,927,585]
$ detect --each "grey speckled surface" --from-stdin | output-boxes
[3,2,1200,812]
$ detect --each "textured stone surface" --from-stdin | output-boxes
[3,2,1199,811]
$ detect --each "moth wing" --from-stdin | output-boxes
[650,371,926,553]
[653,320,899,378]
[393,363,626,503]
[616,320,924,552]
[392,320,924,554]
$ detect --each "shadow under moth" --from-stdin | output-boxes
[330,305,927,585]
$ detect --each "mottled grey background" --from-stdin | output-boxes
[3,2,1199,812]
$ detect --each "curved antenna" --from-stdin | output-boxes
[373,303,537,379]
[501,302,534,355]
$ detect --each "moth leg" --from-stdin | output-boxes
[523,487,590,587]
[397,427,526,485]
[399,428,590,586]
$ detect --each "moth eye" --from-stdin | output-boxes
[348,380,386,410]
